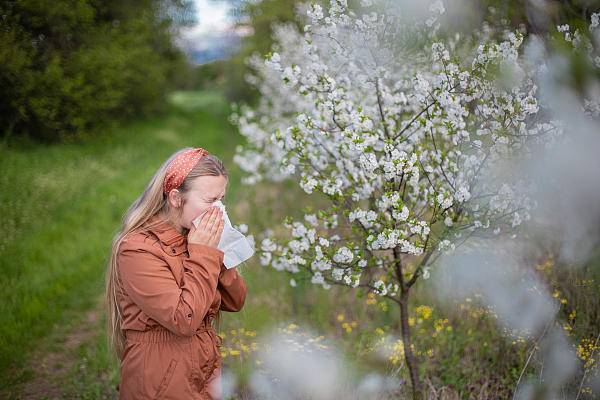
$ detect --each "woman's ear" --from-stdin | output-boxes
[168,189,183,208]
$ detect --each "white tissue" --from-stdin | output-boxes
[192,201,254,269]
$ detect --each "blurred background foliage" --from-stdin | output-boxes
[219,0,299,102]
[0,0,197,143]
[3,0,598,144]
[212,0,600,102]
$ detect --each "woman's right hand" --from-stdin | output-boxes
[188,206,224,248]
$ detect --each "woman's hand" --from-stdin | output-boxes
[188,206,224,248]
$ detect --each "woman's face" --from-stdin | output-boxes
[178,175,228,231]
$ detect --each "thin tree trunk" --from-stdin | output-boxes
[399,292,422,400]
[394,246,422,400]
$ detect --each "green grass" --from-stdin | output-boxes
[0,88,402,397]
[2,90,597,399]
[0,90,247,389]
[0,88,350,397]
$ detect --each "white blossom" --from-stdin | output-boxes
[261,238,277,252]
[235,223,248,234]
[232,0,558,296]
[373,279,388,296]
[333,246,354,264]
[304,214,318,227]
[422,267,431,280]
[332,268,344,281]
[311,272,325,285]
[307,4,324,22]
[591,13,599,30]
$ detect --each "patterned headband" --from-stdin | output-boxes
[163,147,210,195]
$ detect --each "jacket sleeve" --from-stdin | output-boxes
[117,239,224,337]
[218,266,247,312]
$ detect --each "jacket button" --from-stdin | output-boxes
[187,313,192,318]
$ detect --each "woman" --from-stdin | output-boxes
[105,147,247,399]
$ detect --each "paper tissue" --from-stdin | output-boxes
[192,200,254,269]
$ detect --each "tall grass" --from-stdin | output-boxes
[0,91,242,387]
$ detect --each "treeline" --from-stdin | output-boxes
[221,0,298,102]
[3,1,595,142]
[0,0,196,143]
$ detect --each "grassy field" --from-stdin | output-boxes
[1,90,597,399]
[0,90,349,398]
[0,91,247,395]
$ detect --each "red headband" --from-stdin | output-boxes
[163,148,210,195]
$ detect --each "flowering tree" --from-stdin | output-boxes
[229,1,589,397]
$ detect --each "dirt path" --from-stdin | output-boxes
[2,296,117,400]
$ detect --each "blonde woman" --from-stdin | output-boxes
[105,147,247,399]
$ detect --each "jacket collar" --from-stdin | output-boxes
[145,214,187,246]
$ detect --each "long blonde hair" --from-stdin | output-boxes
[105,148,228,360]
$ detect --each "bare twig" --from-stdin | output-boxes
[512,312,556,400]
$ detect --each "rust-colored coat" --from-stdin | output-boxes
[116,214,247,399]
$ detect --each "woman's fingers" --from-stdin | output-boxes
[208,208,222,233]
[196,209,209,230]
[211,216,224,243]
[189,206,224,247]
[198,207,216,231]
[208,218,224,247]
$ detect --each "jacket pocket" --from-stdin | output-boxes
[153,358,178,399]
[198,346,218,385]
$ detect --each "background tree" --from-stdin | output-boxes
[216,0,300,102]
[0,0,196,143]
[232,1,599,398]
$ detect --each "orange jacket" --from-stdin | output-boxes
[116,214,247,399]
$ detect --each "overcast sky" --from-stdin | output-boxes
[182,0,234,39]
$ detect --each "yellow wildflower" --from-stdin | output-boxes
[366,292,377,305]
[415,305,433,320]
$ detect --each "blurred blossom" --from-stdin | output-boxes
[219,368,237,399]
[356,372,403,399]
[248,324,405,399]
[590,368,600,397]
[529,59,600,264]
[433,11,600,398]
[514,327,581,400]
[432,241,556,337]
[250,326,352,399]
[538,328,579,390]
